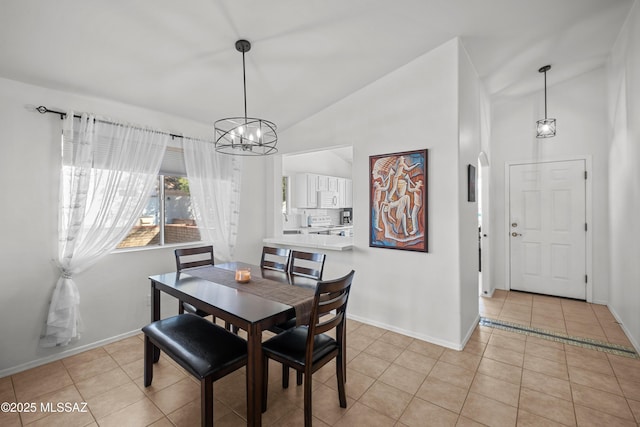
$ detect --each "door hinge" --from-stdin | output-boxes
[585,275,588,283]
[584,171,588,179]
[585,223,588,231]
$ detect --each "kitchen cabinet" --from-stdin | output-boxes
[294,173,318,208]
[294,173,351,208]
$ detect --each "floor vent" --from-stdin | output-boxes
[479,317,639,359]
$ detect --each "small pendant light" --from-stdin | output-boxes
[536,65,556,138]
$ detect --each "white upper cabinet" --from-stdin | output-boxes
[294,173,352,208]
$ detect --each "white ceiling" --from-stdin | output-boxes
[0,0,633,132]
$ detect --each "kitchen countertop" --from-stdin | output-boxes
[263,234,353,251]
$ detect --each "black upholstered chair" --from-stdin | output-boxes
[142,313,247,426]
[260,246,291,272]
[175,246,214,317]
[261,270,355,427]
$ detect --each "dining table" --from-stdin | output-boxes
[148,261,317,427]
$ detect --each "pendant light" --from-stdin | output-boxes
[215,39,277,155]
[536,65,556,138]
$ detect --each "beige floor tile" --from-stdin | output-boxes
[523,354,568,380]
[399,397,459,426]
[565,350,614,376]
[460,392,518,427]
[608,354,640,383]
[518,388,576,426]
[306,382,354,425]
[133,359,188,395]
[323,367,375,400]
[568,365,623,395]
[428,361,475,390]
[439,349,482,372]
[571,383,635,421]
[524,340,566,363]
[574,404,638,427]
[516,409,568,426]
[348,352,391,378]
[393,349,437,374]
[354,324,386,339]
[271,407,331,427]
[65,354,119,383]
[416,375,468,413]
[333,401,396,427]
[461,338,487,356]
[18,384,86,426]
[359,381,412,420]
[12,361,73,401]
[61,348,110,370]
[363,339,404,363]
[147,377,200,414]
[470,373,520,407]
[378,330,414,349]
[74,367,130,400]
[0,411,21,427]
[628,398,640,424]
[476,358,522,386]
[95,397,164,427]
[487,333,526,353]
[455,415,487,426]
[148,417,174,427]
[483,343,525,367]
[521,369,572,401]
[378,363,426,395]
[85,381,145,420]
[406,339,446,359]
[618,377,640,401]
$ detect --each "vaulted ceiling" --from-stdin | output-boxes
[0,0,633,132]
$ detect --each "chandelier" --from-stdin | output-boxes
[536,65,556,138]
[214,40,277,155]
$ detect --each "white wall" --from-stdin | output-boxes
[458,45,482,342]
[607,0,640,350]
[0,77,267,374]
[274,39,481,348]
[489,67,610,303]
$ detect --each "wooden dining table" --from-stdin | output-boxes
[148,262,317,426]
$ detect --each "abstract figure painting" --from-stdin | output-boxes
[369,149,428,252]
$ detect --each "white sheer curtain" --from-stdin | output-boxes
[183,137,243,262]
[40,113,169,347]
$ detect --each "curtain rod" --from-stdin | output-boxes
[36,105,206,141]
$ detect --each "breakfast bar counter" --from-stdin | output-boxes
[263,234,353,251]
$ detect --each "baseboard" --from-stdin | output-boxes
[607,305,640,355]
[347,313,465,351]
[0,329,141,378]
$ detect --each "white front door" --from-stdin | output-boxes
[509,160,586,299]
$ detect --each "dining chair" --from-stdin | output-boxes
[289,250,326,280]
[175,246,214,317]
[269,249,326,334]
[142,313,247,426]
[261,270,355,427]
[260,246,291,272]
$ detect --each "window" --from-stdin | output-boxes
[117,146,201,249]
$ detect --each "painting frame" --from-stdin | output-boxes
[369,149,428,252]
[467,164,476,202]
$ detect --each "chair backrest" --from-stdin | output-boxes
[175,246,214,272]
[260,246,291,272]
[306,270,355,356]
[289,250,326,280]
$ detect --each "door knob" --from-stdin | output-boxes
[511,232,522,237]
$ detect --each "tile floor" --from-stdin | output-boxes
[1,290,640,426]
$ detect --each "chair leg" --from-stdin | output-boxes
[201,376,213,427]
[336,352,346,408]
[282,365,289,389]
[143,336,154,387]
[262,356,269,413]
[297,371,303,386]
[303,369,313,427]
[178,301,184,314]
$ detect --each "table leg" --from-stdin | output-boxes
[246,323,262,427]
[151,281,161,363]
